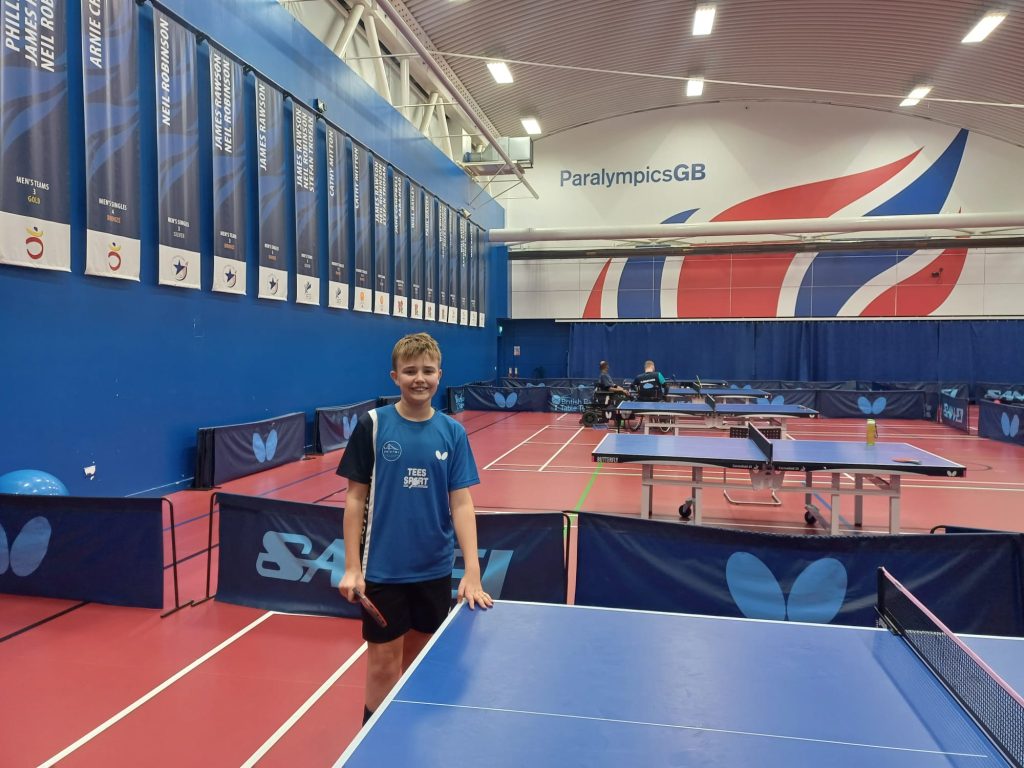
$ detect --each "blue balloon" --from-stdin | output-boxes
[0,469,69,496]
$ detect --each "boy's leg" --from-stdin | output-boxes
[365,637,404,713]
[402,630,432,670]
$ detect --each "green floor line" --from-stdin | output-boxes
[573,465,602,512]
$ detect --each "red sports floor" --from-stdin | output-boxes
[2,411,1022,767]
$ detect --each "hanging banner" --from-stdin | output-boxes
[371,154,390,315]
[447,206,459,323]
[478,227,487,327]
[210,46,246,295]
[154,10,200,289]
[293,101,318,305]
[352,143,372,311]
[458,216,469,325]
[326,125,349,309]
[255,76,286,300]
[424,191,436,321]
[392,168,408,317]
[409,180,423,319]
[0,0,70,270]
[469,224,479,327]
[437,200,449,322]
[82,0,140,281]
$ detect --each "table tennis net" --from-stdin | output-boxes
[877,567,1024,767]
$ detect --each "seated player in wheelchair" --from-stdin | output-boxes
[580,361,631,427]
[632,360,667,401]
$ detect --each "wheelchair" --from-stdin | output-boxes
[579,388,642,431]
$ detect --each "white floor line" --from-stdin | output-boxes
[240,643,368,768]
[37,611,277,768]
[539,427,586,472]
[481,425,553,470]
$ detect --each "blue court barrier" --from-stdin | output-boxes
[313,399,376,453]
[574,512,1024,635]
[815,389,926,419]
[978,399,1024,447]
[762,389,818,409]
[940,393,970,433]
[975,381,1024,404]
[213,494,567,615]
[0,495,163,608]
[193,412,305,488]
[452,384,594,413]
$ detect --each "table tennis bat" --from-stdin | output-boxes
[892,457,922,464]
[353,588,388,628]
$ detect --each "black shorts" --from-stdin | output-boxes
[361,575,452,644]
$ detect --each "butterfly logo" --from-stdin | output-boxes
[0,517,52,577]
[252,429,279,463]
[435,450,449,461]
[1002,412,1021,438]
[725,553,847,623]
[493,392,518,409]
[857,396,887,415]
[770,395,786,405]
[342,413,358,439]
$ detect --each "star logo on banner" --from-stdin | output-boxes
[224,267,237,287]
[269,276,279,294]
[173,258,188,281]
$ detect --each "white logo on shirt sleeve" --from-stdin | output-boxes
[435,450,449,461]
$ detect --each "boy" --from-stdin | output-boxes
[337,332,492,726]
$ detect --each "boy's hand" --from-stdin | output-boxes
[457,576,493,610]
[339,570,365,603]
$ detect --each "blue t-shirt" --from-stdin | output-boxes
[336,405,479,583]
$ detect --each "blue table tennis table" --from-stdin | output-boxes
[592,430,966,534]
[336,593,1024,766]
[618,399,818,436]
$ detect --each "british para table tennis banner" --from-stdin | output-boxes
[575,513,1024,635]
[351,142,372,311]
[391,168,408,317]
[468,223,478,327]
[0,0,70,271]
[450,205,462,323]
[408,179,423,319]
[458,215,469,325]
[210,46,246,295]
[477,227,487,327]
[153,10,199,289]
[423,190,436,321]
[437,199,449,322]
[255,76,286,300]
[370,153,390,315]
[293,101,318,306]
[82,0,140,281]
[325,124,349,309]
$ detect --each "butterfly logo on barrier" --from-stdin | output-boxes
[435,450,449,461]
[770,395,786,405]
[494,392,518,409]
[341,413,358,440]
[1002,413,1021,438]
[857,396,887,415]
[0,517,52,577]
[725,552,848,623]
[253,429,279,463]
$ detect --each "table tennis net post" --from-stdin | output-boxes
[876,567,1024,767]
[704,393,716,410]
[747,424,774,465]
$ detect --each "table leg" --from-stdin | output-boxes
[889,474,901,534]
[693,467,703,526]
[854,475,864,527]
[641,464,653,518]
[830,473,841,535]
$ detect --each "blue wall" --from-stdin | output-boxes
[0,0,505,496]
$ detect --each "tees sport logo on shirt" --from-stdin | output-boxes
[403,467,429,489]
[381,441,402,461]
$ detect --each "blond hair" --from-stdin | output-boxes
[392,332,442,370]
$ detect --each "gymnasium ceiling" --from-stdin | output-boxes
[393,0,1023,149]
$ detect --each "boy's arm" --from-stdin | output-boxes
[450,487,493,610]
[339,480,368,601]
